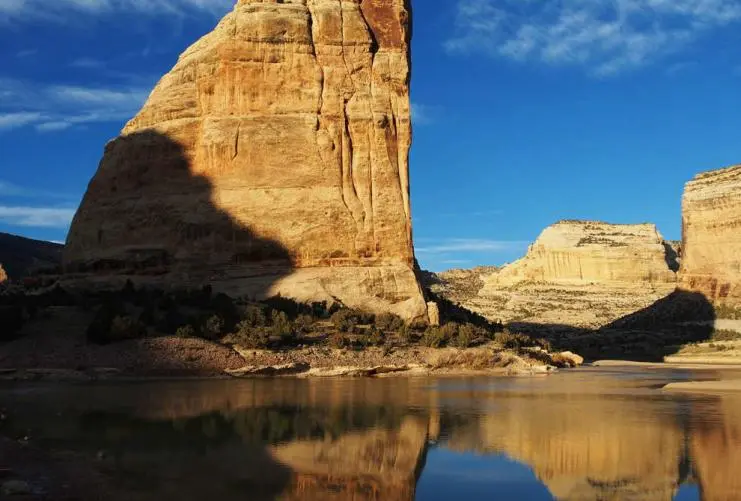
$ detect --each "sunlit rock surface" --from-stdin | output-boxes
[64,0,426,320]
[428,221,678,328]
[680,164,741,306]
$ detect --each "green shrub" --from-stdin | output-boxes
[712,329,741,341]
[400,324,417,344]
[365,327,386,347]
[109,315,145,342]
[494,329,533,350]
[233,321,271,349]
[202,315,225,340]
[294,314,314,333]
[175,325,197,338]
[422,326,448,348]
[270,310,295,343]
[451,323,477,348]
[331,308,375,332]
[329,333,350,349]
[331,309,358,331]
[376,313,404,332]
[240,304,267,327]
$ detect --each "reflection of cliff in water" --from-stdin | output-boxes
[440,396,684,500]
[1,377,740,501]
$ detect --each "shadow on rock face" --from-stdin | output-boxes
[63,130,293,297]
[510,290,716,362]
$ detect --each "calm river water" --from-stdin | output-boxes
[0,367,739,500]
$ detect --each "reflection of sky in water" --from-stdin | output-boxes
[417,449,554,500]
[418,449,701,501]
[674,484,700,501]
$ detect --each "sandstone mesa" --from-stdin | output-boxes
[63,0,427,321]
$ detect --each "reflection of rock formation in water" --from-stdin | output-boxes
[691,396,741,501]
[0,380,430,501]
[4,379,741,501]
[442,396,683,500]
[272,416,428,501]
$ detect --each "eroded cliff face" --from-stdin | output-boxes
[431,221,678,328]
[680,165,741,306]
[64,0,426,320]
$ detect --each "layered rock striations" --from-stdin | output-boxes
[64,0,426,320]
[432,221,679,328]
[680,165,741,305]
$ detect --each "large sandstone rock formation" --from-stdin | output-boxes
[430,221,678,328]
[64,0,426,320]
[488,221,677,287]
[680,164,741,306]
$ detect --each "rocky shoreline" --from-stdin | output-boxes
[0,341,583,382]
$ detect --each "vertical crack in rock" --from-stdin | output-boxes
[358,0,380,248]
[231,122,240,161]
[339,1,364,238]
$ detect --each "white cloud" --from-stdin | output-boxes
[416,239,528,254]
[0,206,76,228]
[0,112,45,131]
[446,0,741,76]
[0,0,233,21]
[411,103,440,126]
[0,78,151,133]
[0,179,79,200]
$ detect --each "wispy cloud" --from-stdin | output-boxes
[416,239,528,254]
[0,112,44,131]
[411,103,441,126]
[16,49,38,58]
[0,180,79,200]
[446,0,741,76]
[0,0,233,22]
[0,78,151,133]
[0,206,76,228]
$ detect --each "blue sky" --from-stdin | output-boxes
[1,0,740,272]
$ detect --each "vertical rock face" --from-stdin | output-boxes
[680,165,741,305]
[64,0,426,320]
